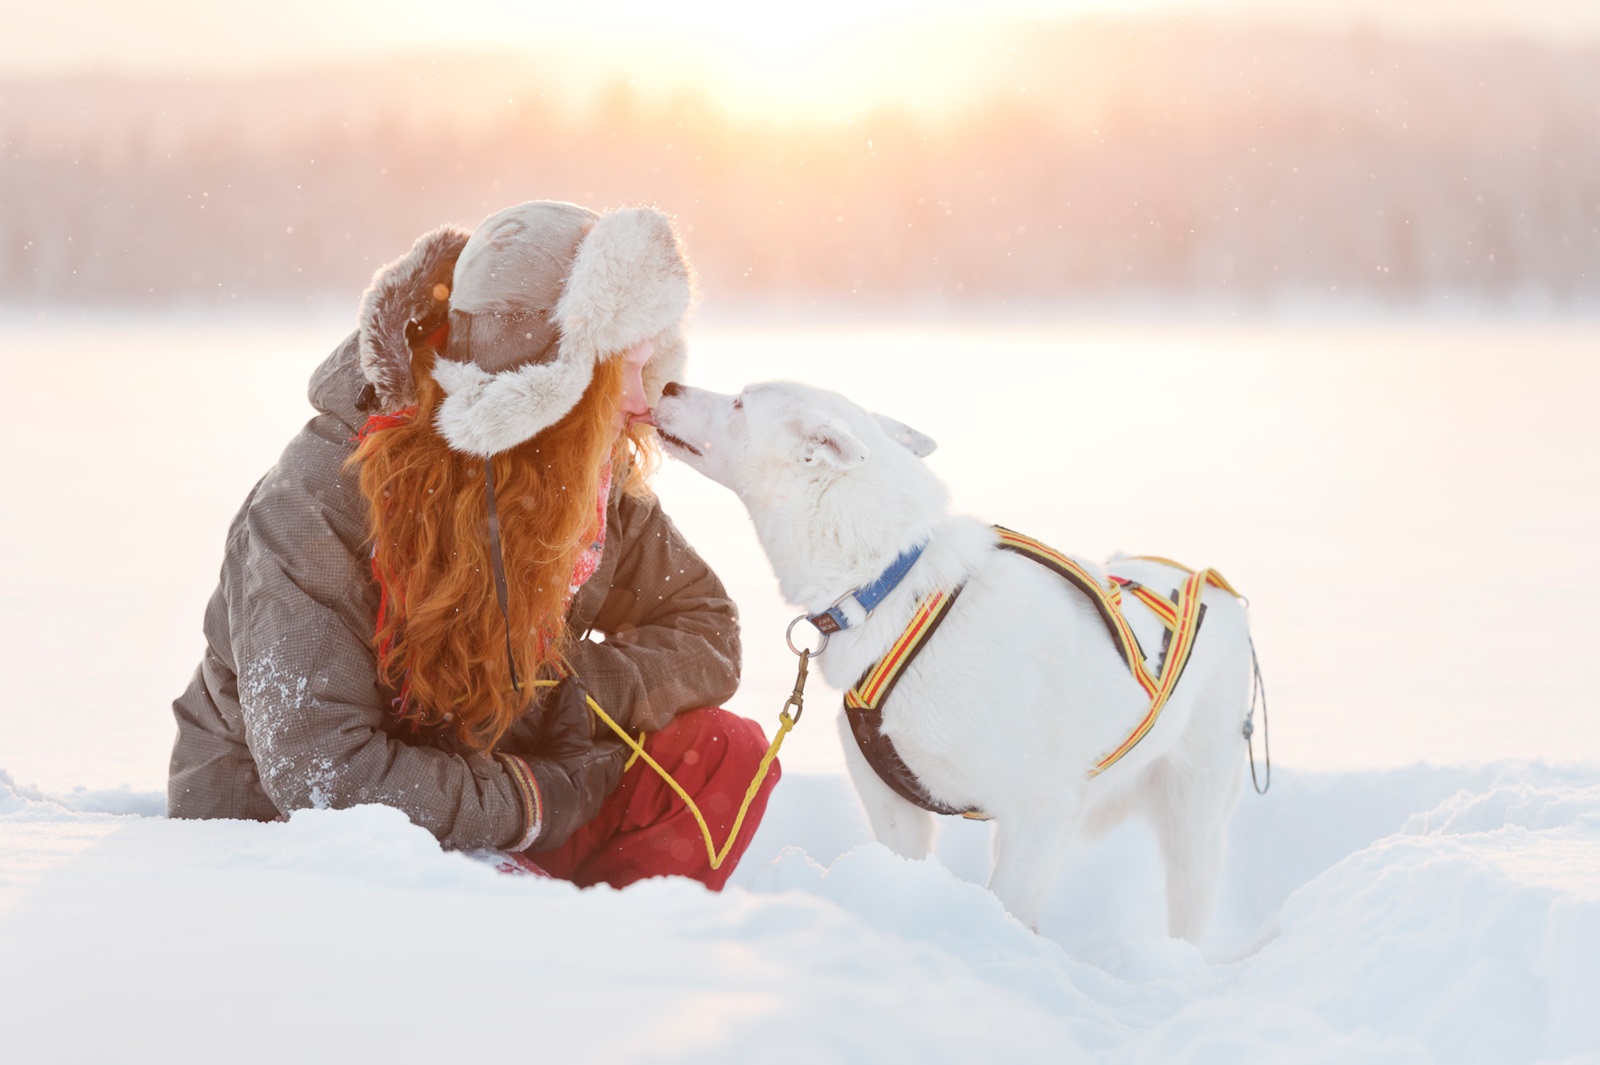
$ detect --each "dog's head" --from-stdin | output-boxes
[653,380,937,502]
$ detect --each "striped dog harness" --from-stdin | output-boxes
[842,526,1241,819]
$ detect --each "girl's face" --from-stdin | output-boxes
[617,338,656,432]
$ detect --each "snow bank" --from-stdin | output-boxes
[2,763,1597,1063]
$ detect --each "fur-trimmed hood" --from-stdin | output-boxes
[354,206,692,453]
[357,224,470,415]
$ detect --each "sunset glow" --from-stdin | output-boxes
[13,0,1600,122]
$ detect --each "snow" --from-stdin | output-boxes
[3,317,1598,1060]
[4,762,1598,1063]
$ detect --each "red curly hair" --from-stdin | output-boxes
[352,346,657,751]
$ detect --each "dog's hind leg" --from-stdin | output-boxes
[987,801,1078,931]
[1149,622,1253,942]
[1147,755,1242,943]
[837,712,936,859]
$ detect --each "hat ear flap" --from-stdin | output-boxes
[557,208,692,366]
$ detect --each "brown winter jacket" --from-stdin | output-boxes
[166,330,741,850]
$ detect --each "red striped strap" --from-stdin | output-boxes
[847,590,956,710]
[1127,583,1180,630]
[1089,568,1210,776]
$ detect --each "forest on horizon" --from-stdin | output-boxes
[4,19,1597,312]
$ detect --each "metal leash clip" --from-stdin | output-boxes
[781,649,812,726]
[785,614,830,657]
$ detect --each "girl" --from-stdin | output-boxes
[168,201,776,889]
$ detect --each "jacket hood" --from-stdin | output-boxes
[357,224,473,415]
[305,224,471,431]
[307,332,373,434]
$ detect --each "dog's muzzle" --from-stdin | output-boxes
[655,427,703,457]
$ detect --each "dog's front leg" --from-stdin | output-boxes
[837,712,936,859]
[987,803,1078,932]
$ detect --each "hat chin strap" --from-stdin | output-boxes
[431,350,595,456]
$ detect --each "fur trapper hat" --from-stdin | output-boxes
[357,200,692,456]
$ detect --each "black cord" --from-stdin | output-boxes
[1244,633,1270,794]
[484,457,522,694]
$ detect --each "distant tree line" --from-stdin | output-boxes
[2,21,1596,311]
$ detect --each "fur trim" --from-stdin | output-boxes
[431,354,595,457]
[556,208,692,369]
[358,225,472,412]
[643,321,688,405]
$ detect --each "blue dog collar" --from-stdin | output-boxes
[806,543,927,635]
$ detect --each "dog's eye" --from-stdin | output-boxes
[732,397,744,411]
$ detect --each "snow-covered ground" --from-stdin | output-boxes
[3,316,1598,1061]
[3,762,1597,1062]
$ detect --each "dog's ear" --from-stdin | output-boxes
[801,420,868,469]
[873,414,937,458]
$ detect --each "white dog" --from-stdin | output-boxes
[653,380,1254,938]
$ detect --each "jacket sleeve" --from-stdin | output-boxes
[230,436,538,852]
[562,491,742,734]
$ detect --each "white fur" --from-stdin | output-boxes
[556,208,692,367]
[643,321,688,408]
[431,354,595,458]
[434,206,693,456]
[655,381,1253,938]
[357,225,471,412]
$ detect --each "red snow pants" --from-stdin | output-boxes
[519,707,780,892]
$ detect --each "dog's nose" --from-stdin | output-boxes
[661,381,683,398]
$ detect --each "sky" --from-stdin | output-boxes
[11,0,1600,121]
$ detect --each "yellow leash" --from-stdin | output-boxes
[532,650,812,871]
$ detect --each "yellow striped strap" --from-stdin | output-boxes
[994,528,1159,697]
[1115,579,1180,631]
[847,589,957,710]
[1125,555,1242,598]
[844,588,979,817]
[1089,568,1210,776]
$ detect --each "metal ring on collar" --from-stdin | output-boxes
[785,614,830,657]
